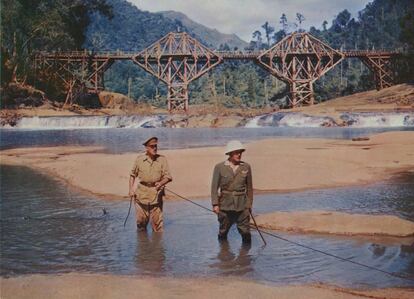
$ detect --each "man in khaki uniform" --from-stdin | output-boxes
[129,137,172,232]
[211,140,253,244]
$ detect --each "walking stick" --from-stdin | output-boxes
[249,210,267,246]
[124,195,134,227]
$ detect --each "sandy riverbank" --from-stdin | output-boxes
[1,274,413,299]
[2,131,414,236]
[1,131,414,199]
[255,211,414,237]
[290,83,414,121]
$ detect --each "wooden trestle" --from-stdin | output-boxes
[35,32,401,112]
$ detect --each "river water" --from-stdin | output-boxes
[2,126,414,153]
[1,127,414,289]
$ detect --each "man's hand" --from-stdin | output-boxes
[154,181,163,191]
[155,177,171,191]
[213,205,220,214]
[129,175,136,198]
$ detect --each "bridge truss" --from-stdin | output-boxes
[34,31,401,112]
[132,32,222,112]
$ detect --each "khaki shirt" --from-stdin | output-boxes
[130,154,172,205]
[211,160,253,211]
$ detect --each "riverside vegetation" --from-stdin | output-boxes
[1,0,413,111]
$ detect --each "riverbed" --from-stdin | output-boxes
[1,127,414,291]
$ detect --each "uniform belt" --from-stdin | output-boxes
[140,181,157,187]
[221,190,246,195]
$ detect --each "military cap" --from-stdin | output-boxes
[142,136,158,146]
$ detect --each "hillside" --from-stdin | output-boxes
[292,84,414,119]
[160,11,248,49]
[84,0,247,51]
[2,0,412,109]
[84,0,183,50]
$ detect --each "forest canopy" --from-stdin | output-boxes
[1,0,413,108]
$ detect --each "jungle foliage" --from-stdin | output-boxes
[1,0,413,108]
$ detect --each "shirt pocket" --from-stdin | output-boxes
[237,171,248,183]
[220,173,232,186]
[152,163,164,181]
[240,170,248,177]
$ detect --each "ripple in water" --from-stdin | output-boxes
[1,165,413,289]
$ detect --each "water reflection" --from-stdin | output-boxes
[135,232,166,275]
[369,244,386,257]
[401,244,414,255]
[211,241,253,276]
[1,165,413,288]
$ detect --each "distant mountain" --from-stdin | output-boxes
[82,0,412,107]
[85,0,184,51]
[85,0,247,51]
[160,10,248,50]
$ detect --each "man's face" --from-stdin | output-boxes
[146,143,158,156]
[229,150,243,164]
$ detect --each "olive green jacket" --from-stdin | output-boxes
[211,160,253,211]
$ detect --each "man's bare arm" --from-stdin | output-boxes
[129,175,136,197]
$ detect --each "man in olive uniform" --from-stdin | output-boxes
[129,137,172,232]
[211,140,253,244]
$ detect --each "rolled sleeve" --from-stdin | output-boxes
[130,158,139,177]
[161,157,172,181]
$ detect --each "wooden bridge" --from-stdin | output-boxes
[35,32,402,112]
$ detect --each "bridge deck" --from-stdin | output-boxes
[36,49,402,60]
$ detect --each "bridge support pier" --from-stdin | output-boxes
[88,60,113,93]
[257,32,343,108]
[132,32,222,113]
[167,83,189,112]
[360,55,394,90]
[35,32,402,113]
[35,53,113,101]
[289,80,315,106]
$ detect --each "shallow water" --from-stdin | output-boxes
[1,165,413,288]
[1,126,414,153]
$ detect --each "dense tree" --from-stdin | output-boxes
[400,2,414,49]
[322,20,328,31]
[250,0,414,104]
[252,30,262,49]
[279,13,289,35]
[2,0,412,108]
[296,13,306,32]
[273,30,286,43]
[398,1,414,82]
[333,9,351,31]
[1,0,112,86]
[261,21,275,47]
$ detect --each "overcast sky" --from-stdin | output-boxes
[131,0,371,41]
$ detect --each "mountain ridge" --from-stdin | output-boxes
[85,0,248,51]
[160,10,248,49]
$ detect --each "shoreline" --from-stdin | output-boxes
[1,84,413,129]
[1,132,414,200]
[2,161,414,238]
[255,210,414,237]
[1,131,414,238]
[2,108,413,129]
[1,274,413,299]
[5,163,410,202]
